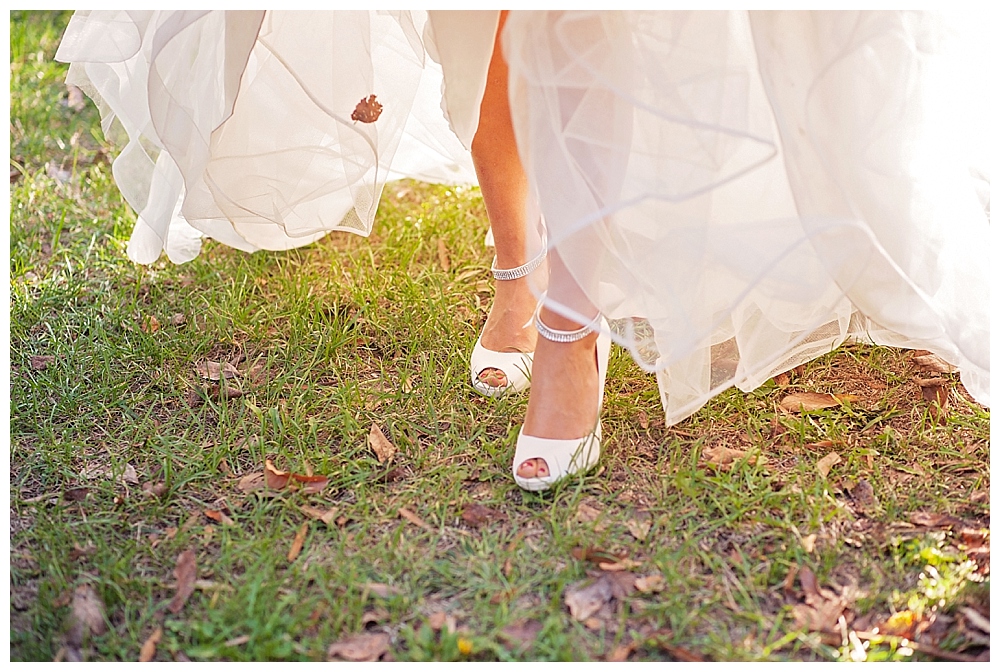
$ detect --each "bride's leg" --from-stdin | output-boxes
[515,251,603,479]
[470,10,543,389]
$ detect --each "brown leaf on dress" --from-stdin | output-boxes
[351,95,383,123]
[327,631,390,661]
[168,550,197,614]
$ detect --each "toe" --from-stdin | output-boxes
[516,459,537,478]
[534,459,549,477]
[478,368,508,389]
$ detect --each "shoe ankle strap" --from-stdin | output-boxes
[533,304,601,343]
[490,247,546,281]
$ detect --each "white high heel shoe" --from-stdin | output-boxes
[470,248,546,397]
[512,310,611,491]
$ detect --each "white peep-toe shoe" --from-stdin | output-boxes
[512,310,612,492]
[470,248,546,397]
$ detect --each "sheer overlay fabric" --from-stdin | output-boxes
[57,10,991,423]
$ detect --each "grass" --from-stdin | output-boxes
[8,10,990,663]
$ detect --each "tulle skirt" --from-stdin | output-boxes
[56,10,991,423]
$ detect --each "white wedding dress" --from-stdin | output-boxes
[56,10,991,423]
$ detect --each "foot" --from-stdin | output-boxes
[515,311,602,479]
[476,275,538,389]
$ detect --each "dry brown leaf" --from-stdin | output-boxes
[626,518,651,541]
[637,409,649,429]
[141,482,167,498]
[575,502,603,523]
[121,463,139,485]
[850,480,879,511]
[368,424,396,464]
[598,558,641,572]
[461,503,507,528]
[264,459,290,490]
[361,582,401,598]
[168,550,197,614]
[437,239,451,272]
[223,635,251,648]
[291,473,329,494]
[564,574,615,621]
[652,640,705,662]
[141,315,160,334]
[779,392,857,412]
[634,574,665,593]
[195,360,239,381]
[139,627,162,662]
[607,642,638,662]
[64,487,90,502]
[327,632,391,662]
[398,507,431,529]
[500,619,543,652]
[287,523,308,562]
[170,313,187,327]
[571,547,625,565]
[427,611,448,631]
[30,355,56,370]
[236,471,265,493]
[816,452,841,479]
[792,566,849,633]
[800,534,817,554]
[773,371,791,386]
[204,509,235,526]
[301,505,338,525]
[701,445,755,470]
[912,352,958,374]
[66,584,107,639]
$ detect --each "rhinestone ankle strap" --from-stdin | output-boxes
[533,304,601,343]
[490,247,546,281]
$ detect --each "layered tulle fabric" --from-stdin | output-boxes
[57,10,990,422]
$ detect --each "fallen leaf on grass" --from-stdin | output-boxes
[651,640,704,662]
[264,459,290,489]
[361,583,401,598]
[300,505,338,525]
[327,632,391,662]
[575,502,603,523]
[64,487,90,502]
[461,503,507,528]
[398,507,431,529]
[204,509,235,526]
[139,627,162,662]
[170,313,187,327]
[236,471,265,492]
[634,574,665,593]
[223,635,251,648]
[500,619,542,652]
[792,565,849,633]
[607,641,639,662]
[701,445,756,470]
[849,480,879,511]
[63,584,107,661]
[779,392,857,412]
[571,547,625,565]
[291,473,329,494]
[912,352,958,374]
[368,424,396,464]
[30,355,55,370]
[598,558,641,572]
[195,361,239,381]
[565,574,615,621]
[626,518,652,541]
[140,315,160,334]
[816,452,841,479]
[637,409,649,429]
[168,550,197,614]
[287,523,308,562]
[437,239,451,272]
[916,377,949,423]
[773,372,791,386]
[800,534,817,554]
[142,482,168,498]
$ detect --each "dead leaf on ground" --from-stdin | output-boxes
[264,459,290,490]
[608,641,639,662]
[30,355,56,370]
[571,547,625,566]
[140,315,160,334]
[912,352,958,374]
[287,523,308,562]
[461,503,507,528]
[564,574,616,621]
[916,377,949,423]
[908,511,966,528]
[626,517,652,541]
[850,480,879,511]
[223,635,251,648]
[701,445,756,470]
[301,505,338,525]
[598,558,641,572]
[66,584,107,639]
[170,313,187,326]
[779,392,857,412]
[204,509,235,526]
[141,482,168,498]
[139,627,162,662]
[650,639,705,662]
[635,574,665,593]
[437,239,450,272]
[236,471,265,493]
[500,619,543,652]
[816,452,841,479]
[398,507,431,530]
[327,632,391,662]
[168,550,197,614]
[195,360,239,381]
[800,534,817,554]
[368,424,396,464]
[361,583,402,598]
[64,487,90,502]
[792,565,849,633]
[575,501,603,523]
[773,371,791,386]
[291,473,329,494]
[637,409,649,429]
